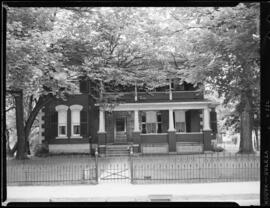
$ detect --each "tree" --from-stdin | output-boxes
[5,7,164,159]
[170,4,260,153]
[6,6,259,159]
[6,7,78,159]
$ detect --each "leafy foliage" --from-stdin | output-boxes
[5,5,260,158]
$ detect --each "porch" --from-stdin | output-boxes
[95,101,218,155]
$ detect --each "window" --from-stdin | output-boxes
[141,113,146,134]
[55,105,68,138]
[141,111,163,134]
[70,105,83,137]
[157,112,162,133]
[171,81,175,90]
[174,110,186,132]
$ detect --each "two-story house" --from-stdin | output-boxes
[39,77,218,156]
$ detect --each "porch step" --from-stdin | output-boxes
[105,145,130,157]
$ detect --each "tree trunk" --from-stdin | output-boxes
[254,127,259,151]
[9,94,54,156]
[10,142,17,155]
[25,95,33,155]
[13,90,28,160]
[24,95,53,142]
[6,128,14,157]
[238,93,254,154]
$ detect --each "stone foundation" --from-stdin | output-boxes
[49,144,90,154]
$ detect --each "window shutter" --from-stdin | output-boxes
[161,111,168,133]
[210,110,217,133]
[51,111,58,137]
[185,110,191,132]
[80,110,87,137]
[79,80,89,93]
[80,110,87,122]
[51,111,58,123]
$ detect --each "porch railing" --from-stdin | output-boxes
[102,90,203,103]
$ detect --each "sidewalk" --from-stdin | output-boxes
[6,181,260,206]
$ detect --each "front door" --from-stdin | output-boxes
[114,117,127,143]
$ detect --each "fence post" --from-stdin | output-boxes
[95,148,99,184]
[25,170,28,184]
[130,146,134,184]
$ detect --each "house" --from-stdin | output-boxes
[39,77,218,156]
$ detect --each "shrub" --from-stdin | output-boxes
[231,135,239,144]
[33,142,49,157]
[213,146,224,152]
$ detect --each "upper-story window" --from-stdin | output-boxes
[170,79,199,91]
[141,111,162,134]
[79,79,89,93]
[55,105,68,138]
[70,105,83,137]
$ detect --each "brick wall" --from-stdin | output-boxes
[44,94,90,144]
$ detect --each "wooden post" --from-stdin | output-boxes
[134,110,140,132]
[134,81,138,102]
[95,148,99,184]
[169,79,172,100]
[130,146,134,184]
[98,109,105,133]
[100,80,104,101]
[168,108,175,131]
[203,107,211,131]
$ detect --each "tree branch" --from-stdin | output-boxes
[5,106,15,112]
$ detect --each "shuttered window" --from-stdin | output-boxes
[80,110,88,137]
[79,80,89,93]
[141,111,162,134]
[185,110,191,132]
[210,110,217,133]
[55,105,68,138]
[50,111,58,138]
[70,105,83,137]
[175,110,186,132]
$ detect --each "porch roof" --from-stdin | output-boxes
[96,100,219,111]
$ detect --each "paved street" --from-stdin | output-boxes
[6,181,259,206]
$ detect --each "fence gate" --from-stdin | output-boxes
[97,156,131,183]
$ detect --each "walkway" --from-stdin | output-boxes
[6,181,260,206]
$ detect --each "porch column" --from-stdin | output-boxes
[168,108,175,131]
[203,106,213,151]
[98,109,105,133]
[168,108,176,153]
[134,110,140,132]
[203,107,211,131]
[133,109,141,152]
[98,109,106,149]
